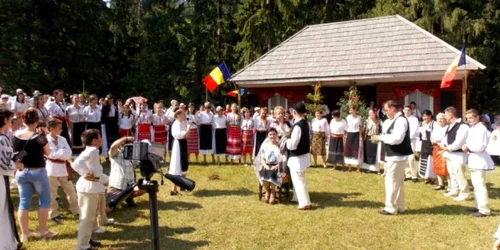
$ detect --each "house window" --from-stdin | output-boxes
[404,90,433,113]
[268,93,288,111]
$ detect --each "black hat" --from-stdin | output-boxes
[293,102,306,114]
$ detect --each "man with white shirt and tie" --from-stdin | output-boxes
[372,100,413,215]
[441,106,470,201]
[286,102,312,210]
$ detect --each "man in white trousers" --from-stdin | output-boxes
[286,102,312,210]
[462,109,494,217]
[441,106,470,201]
[403,105,420,182]
[373,100,413,215]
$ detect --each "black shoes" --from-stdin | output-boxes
[378,210,394,216]
[52,215,64,223]
[471,212,489,218]
[89,239,101,247]
[466,207,479,213]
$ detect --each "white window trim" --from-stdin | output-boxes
[267,93,288,110]
[404,90,434,113]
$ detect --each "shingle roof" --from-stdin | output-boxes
[231,15,485,86]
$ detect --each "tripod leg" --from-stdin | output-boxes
[148,185,160,250]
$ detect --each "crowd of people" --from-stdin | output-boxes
[2,87,500,249]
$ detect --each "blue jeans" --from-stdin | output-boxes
[15,168,51,210]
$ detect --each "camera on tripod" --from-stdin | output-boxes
[123,141,166,180]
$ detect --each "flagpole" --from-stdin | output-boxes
[462,67,468,119]
[205,88,208,103]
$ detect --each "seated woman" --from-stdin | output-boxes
[257,128,283,204]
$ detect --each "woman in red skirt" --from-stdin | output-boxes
[119,104,135,138]
[186,103,199,162]
[152,102,167,145]
[226,103,242,164]
[430,112,450,190]
[136,102,152,141]
[240,107,254,165]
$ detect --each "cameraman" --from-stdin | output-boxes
[105,136,145,213]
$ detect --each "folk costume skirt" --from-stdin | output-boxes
[119,128,132,138]
[311,132,326,156]
[254,130,267,157]
[153,125,167,145]
[433,145,448,176]
[215,128,227,156]
[199,124,213,154]
[226,126,241,159]
[327,136,344,164]
[187,127,199,154]
[344,132,360,165]
[241,129,254,154]
[72,122,85,152]
[137,123,152,141]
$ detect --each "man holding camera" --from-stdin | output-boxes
[105,136,145,213]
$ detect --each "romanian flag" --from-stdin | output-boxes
[441,44,466,88]
[227,90,239,97]
[203,62,231,92]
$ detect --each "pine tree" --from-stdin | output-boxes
[336,82,368,119]
[305,82,325,116]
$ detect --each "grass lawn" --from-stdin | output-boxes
[17,160,500,250]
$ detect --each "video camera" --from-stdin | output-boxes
[123,141,166,180]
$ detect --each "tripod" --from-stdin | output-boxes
[138,179,160,250]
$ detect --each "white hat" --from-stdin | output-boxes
[33,90,41,96]
[16,88,23,93]
[254,107,260,111]
[179,103,186,107]
[1,94,9,99]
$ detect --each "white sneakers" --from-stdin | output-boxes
[444,190,469,201]
[444,191,459,197]
[93,227,106,234]
[453,195,470,202]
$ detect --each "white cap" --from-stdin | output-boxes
[1,94,9,99]
[179,103,186,107]
[33,90,41,96]
[16,88,23,93]
[254,107,260,111]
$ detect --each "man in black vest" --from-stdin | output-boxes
[372,100,413,215]
[441,106,469,201]
[286,103,312,210]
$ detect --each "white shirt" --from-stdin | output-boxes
[152,114,167,126]
[83,106,101,123]
[186,114,197,128]
[108,105,117,117]
[213,115,227,129]
[286,117,311,172]
[172,120,188,139]
[254,118,270,131]
[346,115,362,133]
[380,113,410,162]
[442,119,469,165]
[311,118,330,137]
[227,113,240,126]
[198,111,213,124]
[465,122,494,171]
[165,108,176,123]
[46,135,72,177]
[47,101,67,117]
[241,118,254,130]
[406,115,420,140]
[37,107,50,122]
[136,112,151,124]
[487,129,500,156]
[71,146,108,193]
[270,121,291,138]
[11,101,28,113]
[329,119,347,135]
[119,113,135,130]
[66,105,85,123]
[431,124,447,143]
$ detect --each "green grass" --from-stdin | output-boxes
[15,161,500,250]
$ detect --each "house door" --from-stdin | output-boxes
[268,93,288,110]
[404,90,433,113]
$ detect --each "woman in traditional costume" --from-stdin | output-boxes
[362,109,382,173]
[418,110,437,184]
[431,112,449,190]
[83,95,102,131]
[136,102,152,141]
[310,109,329,168]
[254,108,270,158]
[186,103,199,162]
[213,106,227,164]
[270,106,291,139]
[66,94,85,153]
[240,108,254,166]
[152,103,167,145]
[226,103,242,164]
[198,102,214,164]
[118,104,135,138]
[327,110,346,169]
[345,106,363,172]
[169,109,191,196]
[256,128,282,204]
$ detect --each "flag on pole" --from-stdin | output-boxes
[441,43,466,88]
[203,62,231,92]
[227,90,239,97]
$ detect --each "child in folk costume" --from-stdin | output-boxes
[486,121,500,166]
[136,102,152,141]
[431,113,450,191]
[345,106,363,172]
[463,109,495,217]
[241,108,254,165]
[186,103,199,162]
[418,110,437,184]
[226,103,242,164]
[198,102,214,164]
[83,95,102,131]
[271,106,291,139]
[362,109,383,173]
[118,104,135,137]
[165,100,179,155]
[254,108,270,159]
[213,106,228,164]
[152,103,168,145]
[169,109,192,196]
[327,110,347,169]
[45,119,79,223]
[310,109,330,168]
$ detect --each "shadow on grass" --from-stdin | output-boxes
[192,188,253,197]
[404,204,470,215]
[486,183,500,199]
[309,191,384,209]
